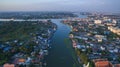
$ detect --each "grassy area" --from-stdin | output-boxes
[0,21,53,42]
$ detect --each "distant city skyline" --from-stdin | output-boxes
[0,0,120,13]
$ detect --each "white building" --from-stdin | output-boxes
[108,26,120,35]
[94,20,102,24]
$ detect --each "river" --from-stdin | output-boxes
[46,19,80,67]
[46,14,87,67]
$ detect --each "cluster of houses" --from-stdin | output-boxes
[0,20,57,67]
[63,14,120,67]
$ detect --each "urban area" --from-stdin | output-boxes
[0,12,120,67]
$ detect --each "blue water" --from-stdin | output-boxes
[46,19,75,67]
[46,15,87,67]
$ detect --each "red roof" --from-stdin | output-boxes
[95,61,112,67]
[18,59,26,62]
[4,63,15,67]
[115,64,120,67]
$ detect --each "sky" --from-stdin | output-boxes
[0,0,120,12]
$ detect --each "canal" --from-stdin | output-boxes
[46,19,80,67]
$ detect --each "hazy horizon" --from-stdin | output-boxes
[0,0,120,13]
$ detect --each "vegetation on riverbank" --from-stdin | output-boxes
[64,38,82,67]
